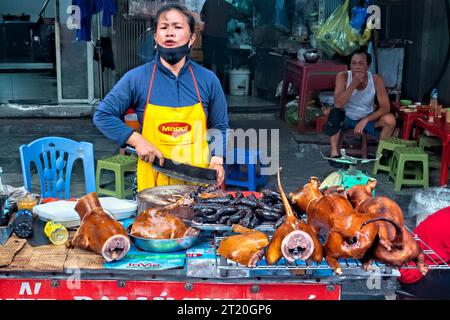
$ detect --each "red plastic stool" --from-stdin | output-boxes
[315,115,327,133]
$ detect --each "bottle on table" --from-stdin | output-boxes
[44,221,68,245]
[430,88,439,119]
[0,167,10,227]
[17,193,38,211]
[12,209,33,238]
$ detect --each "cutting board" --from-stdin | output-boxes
[33,197,138,228]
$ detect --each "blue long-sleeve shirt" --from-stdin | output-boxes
[93,55,229,158]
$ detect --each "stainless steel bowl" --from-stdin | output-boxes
[127,226,199,252]
[129,234,199,253]
[303,51,319,63]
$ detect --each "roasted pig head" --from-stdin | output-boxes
[68,192,131,262]
[131,208,199,239]
[347,180,427,275]
[289,176,322,213]
[346,178,377,208]
[217,224,269,267]
[265,170,323,265]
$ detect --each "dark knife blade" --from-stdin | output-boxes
[0,224,13,245]
[125,147,218,185]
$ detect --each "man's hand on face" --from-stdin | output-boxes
[354,118,369,135]
[350,72,366,89]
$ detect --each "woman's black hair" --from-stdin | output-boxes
[350,46,372,65]
[153,4,195,34]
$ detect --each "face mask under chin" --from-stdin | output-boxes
[156,42,191,65]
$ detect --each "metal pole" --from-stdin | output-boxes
[97,13,104,99]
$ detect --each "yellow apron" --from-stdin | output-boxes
[137,63,210,191]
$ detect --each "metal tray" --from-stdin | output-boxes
[213,228,450,278]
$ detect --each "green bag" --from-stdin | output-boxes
[315,0,371,57]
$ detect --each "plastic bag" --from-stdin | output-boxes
[408,187,450,226]
[274,0,290,32]
[285,99,299,125]
[350,6,367,31]
[285,99,322,125]
[314,0,371,57]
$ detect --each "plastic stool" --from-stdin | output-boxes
[225,148,267,191]
[315,116,327,133]
[418,135,442,169]
[389,147,429,192]
[418,134,442,149]
[373,137,417,175]
[96,154,138,199]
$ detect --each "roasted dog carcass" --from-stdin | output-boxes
[217,224,269,267]
[130,208,199,239]
[346,179,427,275]
[265,170,323,265]
[68,192,131,262]
[289,177,397,274]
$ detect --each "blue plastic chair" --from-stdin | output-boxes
[19,137,96,199]
[224,147,268,191]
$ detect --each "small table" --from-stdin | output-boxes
[279,58,347,132]
[390,101,429,140]
[413,117,450,186]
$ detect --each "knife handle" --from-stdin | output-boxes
[124,146,137,156]
[124,146,162,165]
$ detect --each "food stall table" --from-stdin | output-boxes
[0,232,344,300]
[1,226,446,300]
[279,58,347,132]
[0,191,447,300]
[413,117,450,186]
[390,101,429,140]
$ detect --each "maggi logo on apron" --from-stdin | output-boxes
[158,122,191,138]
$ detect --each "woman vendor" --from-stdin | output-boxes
[94,4,228,191]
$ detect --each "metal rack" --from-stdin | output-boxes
[412,233,450,269]
[214,230,450,279]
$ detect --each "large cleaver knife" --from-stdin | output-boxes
[125,147,218,185]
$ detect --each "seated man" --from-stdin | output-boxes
[324,47,396,167]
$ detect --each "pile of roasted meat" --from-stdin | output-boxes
[130,208,199,239]
[217,171,428,275]
[68,192,199,261]
[68,177,427,275]
[68,192,131,262]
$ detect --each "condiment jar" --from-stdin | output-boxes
[17,194,37,211]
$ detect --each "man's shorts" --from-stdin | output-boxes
[324,108,381,138]
[342,117,380,138]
